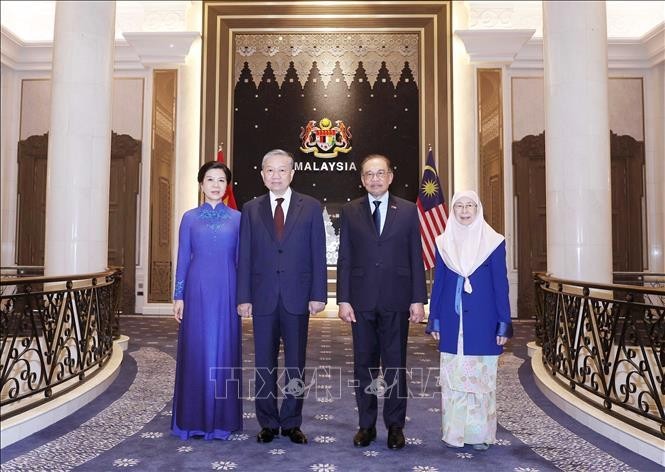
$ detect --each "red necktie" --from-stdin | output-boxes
[274,198,285,240]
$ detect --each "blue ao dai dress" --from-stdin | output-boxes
[171,202,242,439]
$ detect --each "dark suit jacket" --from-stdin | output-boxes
[336,194,427,312]
[237,190,327,316]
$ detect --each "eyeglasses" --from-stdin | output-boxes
[453,203,477,211]
[363,170,392,180]
[263,168,291,177]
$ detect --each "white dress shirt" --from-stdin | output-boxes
[269,187,292,220]
[367,191,389,234]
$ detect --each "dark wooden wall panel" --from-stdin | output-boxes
[148,69,177,303]
[512,131,645,318]
[478,68,504,234]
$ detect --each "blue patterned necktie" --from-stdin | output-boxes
[372,200,381,235]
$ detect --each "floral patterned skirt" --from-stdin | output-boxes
[439,313,498,447]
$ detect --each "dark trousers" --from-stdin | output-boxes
[352,309,410,429]
[253,298,309,430]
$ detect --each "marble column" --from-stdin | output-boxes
[543,1,613,283]
[173,1,202,265]
[644,62,665,272]
[0,65,20,267]
[452,2,477,193]
[44,2,116,276]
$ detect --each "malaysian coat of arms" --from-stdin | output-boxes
[299,118,352,158]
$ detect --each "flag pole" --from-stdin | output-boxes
[215,141,238,209]
[427,144,433,287]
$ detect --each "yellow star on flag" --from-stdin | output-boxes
[421,179,439,197]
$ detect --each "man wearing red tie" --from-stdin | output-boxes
[337,154,427,450]
[237,149,327,445]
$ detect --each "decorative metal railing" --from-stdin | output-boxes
[0,266,44,297]
[613,272,665,307]
[0,268,122,420]
[534,273,665,439]
[613,272,665,287]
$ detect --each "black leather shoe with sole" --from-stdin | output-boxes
[387,426,405,449]
[353,427,377,447]
[281,427,308,444]
[256,427,280,443]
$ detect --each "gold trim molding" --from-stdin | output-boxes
[201,0,452,193]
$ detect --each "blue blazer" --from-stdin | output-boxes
[426,241,512,355]
[337,194,427,312]
[237,191,327,316]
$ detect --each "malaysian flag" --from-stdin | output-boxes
[416,149,449,270]
[217,144,237,210]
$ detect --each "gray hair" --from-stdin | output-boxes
[262,149,295,169]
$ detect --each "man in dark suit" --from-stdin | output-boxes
[237,149,327,445]
[337,154,427,450]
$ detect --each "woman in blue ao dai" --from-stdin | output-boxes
[426,190,512,451]
[171,161,242,439]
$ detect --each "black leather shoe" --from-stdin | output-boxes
[387,426,405,449]
[281,427,308,444]
[353,427,377,447]
[257,427,279,443]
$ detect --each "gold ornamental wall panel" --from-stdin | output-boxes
[201,1,452,208]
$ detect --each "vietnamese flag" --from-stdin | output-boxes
[217,145,237,210]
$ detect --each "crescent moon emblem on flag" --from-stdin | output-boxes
[424,165,437,176]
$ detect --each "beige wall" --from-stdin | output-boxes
[511,77,545,141]
[512,77,645,141]
[609,78,644,140]
[20,78,144,141]
[19,79,51,139]
[112,78,144,140]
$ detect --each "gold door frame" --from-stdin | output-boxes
[201,0,453,197]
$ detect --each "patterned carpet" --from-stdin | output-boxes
[1,317,659,472]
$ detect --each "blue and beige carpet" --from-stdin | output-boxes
[1,317,659,471]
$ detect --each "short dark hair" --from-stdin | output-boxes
[360,154,392,173]
[197,161,232,183]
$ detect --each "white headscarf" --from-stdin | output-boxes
[435,190,504,293]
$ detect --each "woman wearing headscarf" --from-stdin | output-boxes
[426,190,512,451]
